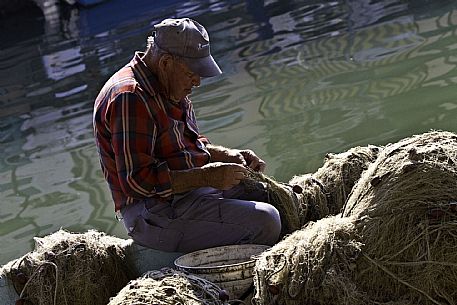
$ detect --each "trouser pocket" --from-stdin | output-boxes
[128,216,183,252]
[122,203,183,252]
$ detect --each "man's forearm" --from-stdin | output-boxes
[170,168,206,194]
[170,162,248,193]
[206,144,245,164]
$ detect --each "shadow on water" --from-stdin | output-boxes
[1,0,457,264]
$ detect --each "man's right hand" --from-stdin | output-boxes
[201,162,248,190]
[170,162,248,194]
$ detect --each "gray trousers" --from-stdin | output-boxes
[120,184,281,253]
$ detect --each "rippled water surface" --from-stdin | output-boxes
[1,0,457,264]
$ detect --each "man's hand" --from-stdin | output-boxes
[239,149,266,172]
[206,144,246,166]
[206,144,266,172]
[201,162,248,190]
[170,162,247,193]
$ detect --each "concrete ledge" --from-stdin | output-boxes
[0,271,19,305]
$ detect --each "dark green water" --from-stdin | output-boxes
[1,0,457,265]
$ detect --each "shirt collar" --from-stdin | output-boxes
[129,52,160,98]
[129,51,188,108]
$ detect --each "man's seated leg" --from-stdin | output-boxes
[173,187,280,252]
[121,187,281,253]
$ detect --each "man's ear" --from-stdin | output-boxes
[158,54,173,71]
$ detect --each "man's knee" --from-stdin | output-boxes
[251,203,281,246]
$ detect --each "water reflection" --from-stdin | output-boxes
[1,0,457,264]
[241,2,457,178]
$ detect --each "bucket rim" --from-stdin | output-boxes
[174,244,270,272]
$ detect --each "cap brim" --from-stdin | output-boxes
[184,55,222,78]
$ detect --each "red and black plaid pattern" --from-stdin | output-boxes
[93,52,210,211]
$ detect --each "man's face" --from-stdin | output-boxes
[164,56,201,102]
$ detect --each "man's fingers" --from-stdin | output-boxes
[256,160,266,172]
[246,157,266,172]
[236,152,247,166]
[226,163,248,172]
[222,179,241,190]
[234,171,246,180]
[248,158,260,170]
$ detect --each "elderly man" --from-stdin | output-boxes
[93,18,281,253]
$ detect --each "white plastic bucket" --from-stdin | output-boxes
[174,244,269,299]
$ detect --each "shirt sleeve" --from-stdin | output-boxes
[184,97,211,145]
[198,134,211,145]
[108,92,172,199]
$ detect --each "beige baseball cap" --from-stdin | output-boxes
[152,18,222,77]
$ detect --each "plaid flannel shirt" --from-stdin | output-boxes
[93,52,210,211]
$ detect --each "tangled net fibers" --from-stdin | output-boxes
[344,130,457,304]
[244,145,380,235]
[0,229,132,305]
[290,145,380,222]
[253,215,364,305]
[253,130,457,305]
[108,267,224,305]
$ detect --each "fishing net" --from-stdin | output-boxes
[307,144,380,215]
[253,215,364,305]
[344,130,457,304]
[253,131,457,305]
[243,171,303,235]
[244,145,380,235]
[0,229,132,305]
[108,267,224,305]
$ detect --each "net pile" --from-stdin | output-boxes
[253,130,457,305]
[108,267,224,305]
[1,229,131,305]
[344,130,457,304]
[306,145,380,216]
[245,145,380,235]
[253,215,363,305]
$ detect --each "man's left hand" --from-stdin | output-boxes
[239,149,266,172]
[206,144,266,172]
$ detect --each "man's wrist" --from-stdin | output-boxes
[206,144,231,162]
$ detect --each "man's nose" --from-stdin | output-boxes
[192,74,201,87]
